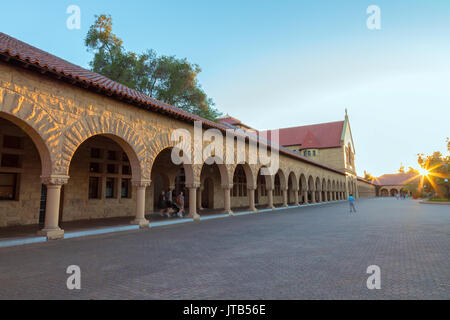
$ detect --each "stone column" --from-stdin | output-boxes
[294,188,299,206]
[267,188,275,210]
[303,190,308,204]
[282,188,288,207]
[187,184,201,221]
[38,175,69,240]
[311,190,316,203]
[248,187,258,212]
[318,191,322,202]
[223,184,233,215]
[197,186,204,211]
[131,180,151,228]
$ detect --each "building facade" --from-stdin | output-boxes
[0,32,372,239]
[373,172,416,197]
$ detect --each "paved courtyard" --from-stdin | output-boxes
[0,198,448,300]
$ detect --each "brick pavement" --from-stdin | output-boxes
[0,198,448,300]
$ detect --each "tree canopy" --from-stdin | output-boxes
[416,147,450,199]
[85,14,222,121]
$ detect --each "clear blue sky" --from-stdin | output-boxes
[1,0,449,176]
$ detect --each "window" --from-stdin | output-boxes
[1,154,20,168]
[313,150,316,156]
[88,177,100,199]
[308,151,311,157]
[107,151,116,161]
[91,148,101,159]
[122,165,131,175]
[90,162,101,173]
[0,173,17,200]
[107,164,117,174]
[106,178,116,199]
[304,151,307,156]
[121,179,131,198]
[232,166,247,197]
[3,135,21,149]
[89,147,131,200]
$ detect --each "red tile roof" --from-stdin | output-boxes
[0,32,346,176]
[263,121,345,149]
[372,172,417,186]
[217,117,241,126]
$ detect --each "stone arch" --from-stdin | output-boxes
[201,156,230,187]
[299,173,307,192]
[390,188,399,197]
[0,111,53,178]
[150,146,196,187]
[288,171,298,190]
[232,163,255,189]
[275,169,287,190]
[256,165,274,190]
[315,177,322,191]
[63,116,147,181]
[308,175,315,191]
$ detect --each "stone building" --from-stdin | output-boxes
[0,32,375,239]
[372,172,416,197]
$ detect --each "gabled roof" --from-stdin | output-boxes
[263,121,345,149]
[217,116,255,131]
[372,172,417,186]
[217,116,241,126]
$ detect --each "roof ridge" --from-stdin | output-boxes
[275,120,345,132]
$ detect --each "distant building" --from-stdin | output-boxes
[372,172,417,196]
[261,110,356,176]
[219,110,372,198]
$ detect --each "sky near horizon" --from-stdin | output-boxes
[1,0,449,177]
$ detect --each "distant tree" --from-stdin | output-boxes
[417,149,450,199]
[406,167,418,174]
[398,163,405,173]
[85,14,222,121]
[363,171,375,181]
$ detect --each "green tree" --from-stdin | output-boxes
[85,15,222,121]
[417,148,450,199]
[363,170,375,182]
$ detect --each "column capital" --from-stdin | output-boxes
[186,183,200,189]
[247,186,257,191]
[40,175,69,186]
[132,180,152,188]
[221,184,234,190]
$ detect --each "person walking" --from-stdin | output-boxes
[349,194,356,213]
